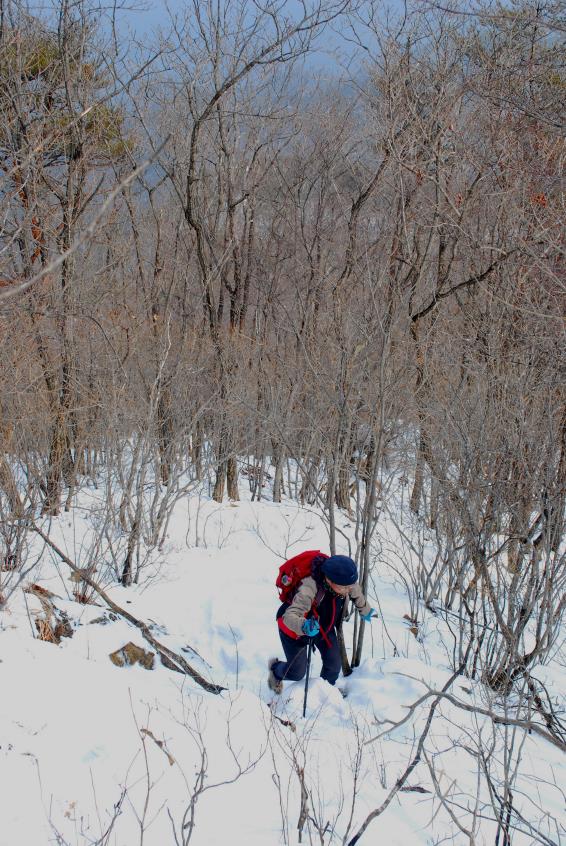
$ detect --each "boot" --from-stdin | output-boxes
[267,657,283,694]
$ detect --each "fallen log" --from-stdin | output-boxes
[33,524,226,695]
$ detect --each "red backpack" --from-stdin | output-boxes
[276,549,328,603]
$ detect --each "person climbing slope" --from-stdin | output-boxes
[268,552,375,694]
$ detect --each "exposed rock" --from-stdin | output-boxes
[109,642,155,670]
[90,612,118,625]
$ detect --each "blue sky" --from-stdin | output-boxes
[112,1,403,76]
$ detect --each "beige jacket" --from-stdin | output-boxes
[278,576,372,639]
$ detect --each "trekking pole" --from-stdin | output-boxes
[302,638,314,718]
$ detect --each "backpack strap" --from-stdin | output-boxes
[309,585,325,621]
[310,585,332,648]
[312,585,326,610]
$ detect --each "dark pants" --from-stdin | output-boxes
[272,628,342,686]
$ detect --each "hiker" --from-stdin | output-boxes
[268,553,375,694]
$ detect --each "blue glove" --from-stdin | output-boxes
[360,608,376,623]
[302,618,320,637]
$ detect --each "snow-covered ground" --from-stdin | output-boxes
[1,478,564,845]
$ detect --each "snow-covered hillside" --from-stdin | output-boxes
[1,481,564,845]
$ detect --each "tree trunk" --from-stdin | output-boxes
[272,441,285,503]
[336,461,352,510]
[549,404,566,552]
[192,418,204,480]
[410,433,426,515]
[157,386,174,486]
[43,410,68,515]
[212,460,226,503]
[212,421,239,502]
[227,454,239,501]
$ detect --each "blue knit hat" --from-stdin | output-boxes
[322,555,358,585]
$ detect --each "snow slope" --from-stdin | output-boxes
[1,480,564,845]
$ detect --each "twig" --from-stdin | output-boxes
[349,651,472,844]
[367,673,566,754]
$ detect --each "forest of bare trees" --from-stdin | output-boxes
[0,0,564,713]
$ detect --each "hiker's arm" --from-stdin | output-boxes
[278,577,317,639]
[349,583,373,618]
